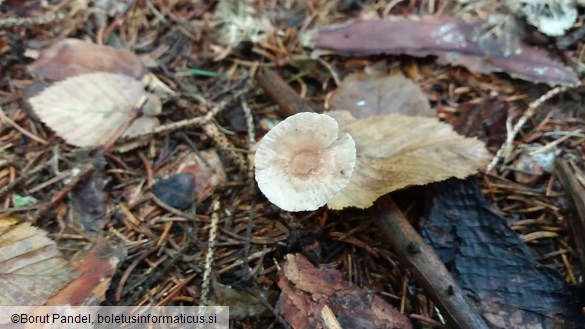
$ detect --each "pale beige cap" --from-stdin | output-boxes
[254,112,356,211]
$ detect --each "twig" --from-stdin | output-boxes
[487,86,566,171]
[255,65,488,328]
[199,199,220,306]
[0,106,48,145]
[146,82,250,136]
[528,128,582,156]
[0,6,64,27]
[202,121,248,173]
[102,96,147,153]
[256,69,312,117]
[240,97,256,180]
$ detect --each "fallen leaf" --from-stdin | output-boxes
[0,218,78,306]
[328,73,434,118]
[28,38,145,81]
[277,254,412,329]
[173,150,228,204]
[513,143,558,186]
[28,72,150,147]
[214,282,275,320]
[70,155,109,232]
[46,240,126,306]
[327,111,490,209]
[221,106,249,133]
[304,17,579,86]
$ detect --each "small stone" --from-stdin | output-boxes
[152,173,195,210]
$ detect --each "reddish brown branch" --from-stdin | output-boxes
[256,69,309,117]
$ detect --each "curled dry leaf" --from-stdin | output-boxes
[304,16,579,86]
[28,38,145,81]
[0,218,77,306]
[327,111,490,210]
[28,72,154,147]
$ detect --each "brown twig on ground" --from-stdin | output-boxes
[554,158,585,282]
[144,81,250,136]
[371,196,491,329]
[256,69,310,117]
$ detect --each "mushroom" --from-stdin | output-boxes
[254,112,356,211]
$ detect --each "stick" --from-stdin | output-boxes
[256,69,311,117]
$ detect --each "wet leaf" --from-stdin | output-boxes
[0,218,77,306]
[28,72,149,147]
[28,38,145,81]
[329,73,434,119]
[304,17,579,86]
[327,111,490,209]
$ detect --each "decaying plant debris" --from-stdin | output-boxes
[1,1,585,328]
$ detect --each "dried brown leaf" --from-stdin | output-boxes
[214,282,275,320]
[327,112,490,209]
[28,72,148,147]
[45,240,126,306]
[28,38,145,81]
[70,156,109,232]
[305,17,579,86]
[329,73,434,118]
[0,218,77,306]
[174,150,228,204]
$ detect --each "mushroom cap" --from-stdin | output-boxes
[254,112,356,211]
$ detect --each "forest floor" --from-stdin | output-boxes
[1,1,584,328]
